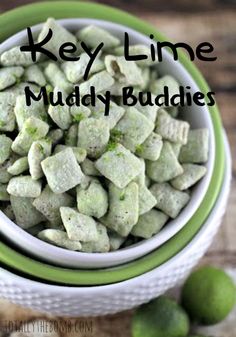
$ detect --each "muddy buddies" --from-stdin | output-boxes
[0,18,209,252]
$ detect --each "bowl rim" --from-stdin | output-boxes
[0,1,225,286]
[0,17,216,268]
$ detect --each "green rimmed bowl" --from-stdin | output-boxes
[0,133,231,316]
[0,1,225,285]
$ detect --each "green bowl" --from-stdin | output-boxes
[0,1,225,286]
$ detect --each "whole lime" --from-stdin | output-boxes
[132,296,189,337]
[181,266,236,325]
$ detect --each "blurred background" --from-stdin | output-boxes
[0,1,235,336]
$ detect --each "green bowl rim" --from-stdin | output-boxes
[0,1,225,286]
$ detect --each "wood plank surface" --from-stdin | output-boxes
[0,0,235,336]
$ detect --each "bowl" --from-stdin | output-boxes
[0,126,225,287]
[0,2,225,280]
[0,15,216,269]
[0,131,231,316]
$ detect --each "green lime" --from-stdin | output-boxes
[132,296,189,337]
[181,266,236,325]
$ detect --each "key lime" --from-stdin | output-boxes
[132,296,189,337]
[181,266,236,325]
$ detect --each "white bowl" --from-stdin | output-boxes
[0,132,230,317]
[0,19,215,269]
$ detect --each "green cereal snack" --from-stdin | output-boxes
[38,229,82,251]
[65,124,78,146]
[0,156,16,183]
[80,223,110,253]
[54,145,86,163]
[41,148,84,194]
[4,82,39,97]
[7,157,29,176]
[171,164,207,190]
[45,63,73,94]
[78,118,110,158]
[0,46,38,66]
[77,25,120,50]
[38,18,77,59]
[28,139,52,180]
[0,66,24,91]
[81,158,102,177]
[95,144,143,189]
[131,209,168,239]
[138,184,157,215]
[0,19,209,252]
[48,128,64,146]
[166,105,179,118]
[79,70,114,95]
[71,105,91,122]
[179,128,209,163]
[150,75,180,100]
[105,55,143,86]
[156,109,190,145]
[62,52,104,84]
[115,44,158,67]
[109,231,126,251]
[146,142,183,182]
[113,107,154,152]
[140,67,151,90]
[133,157,156,216]
[24,64,46,86]
[0,135,12,165]
[0,92,16,132]
[12,117,49,156]
[90,98,125,129]
[170,142,182,158]
[11,196,45,228]
[60,207,98,242]
[101,182,139,237]
[133,158,146,186]
[14,95,47,130]
[7,176,42,198]
[134,97,158,117]
[33,185,74,225]
[150,183,190,218]
[48,100,72,131]
[77,179,108,218]
[136,133,163,161]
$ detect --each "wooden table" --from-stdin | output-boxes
[0,0,235,336]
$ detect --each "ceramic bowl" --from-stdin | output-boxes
[0,131,231,316]
[0,17,217,269]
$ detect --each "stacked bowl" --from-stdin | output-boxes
[0,1,231,316]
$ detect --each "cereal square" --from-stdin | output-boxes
[41,148,84,194]
[95,143,143,188]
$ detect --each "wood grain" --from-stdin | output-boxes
[0,1,235,336]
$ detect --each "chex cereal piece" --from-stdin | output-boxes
[146,142,183,182]
[41,148,84,194]
[95,143,143,189]
[100,182,139,237]
[150,182,190,218]
[171,164,207,190]
[131,209,168,239]
[38,229,82,251]
[7,175,42,198]
[60,207,98,242]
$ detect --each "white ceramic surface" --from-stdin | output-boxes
[0,132,230,317]
[0,19,215,269]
